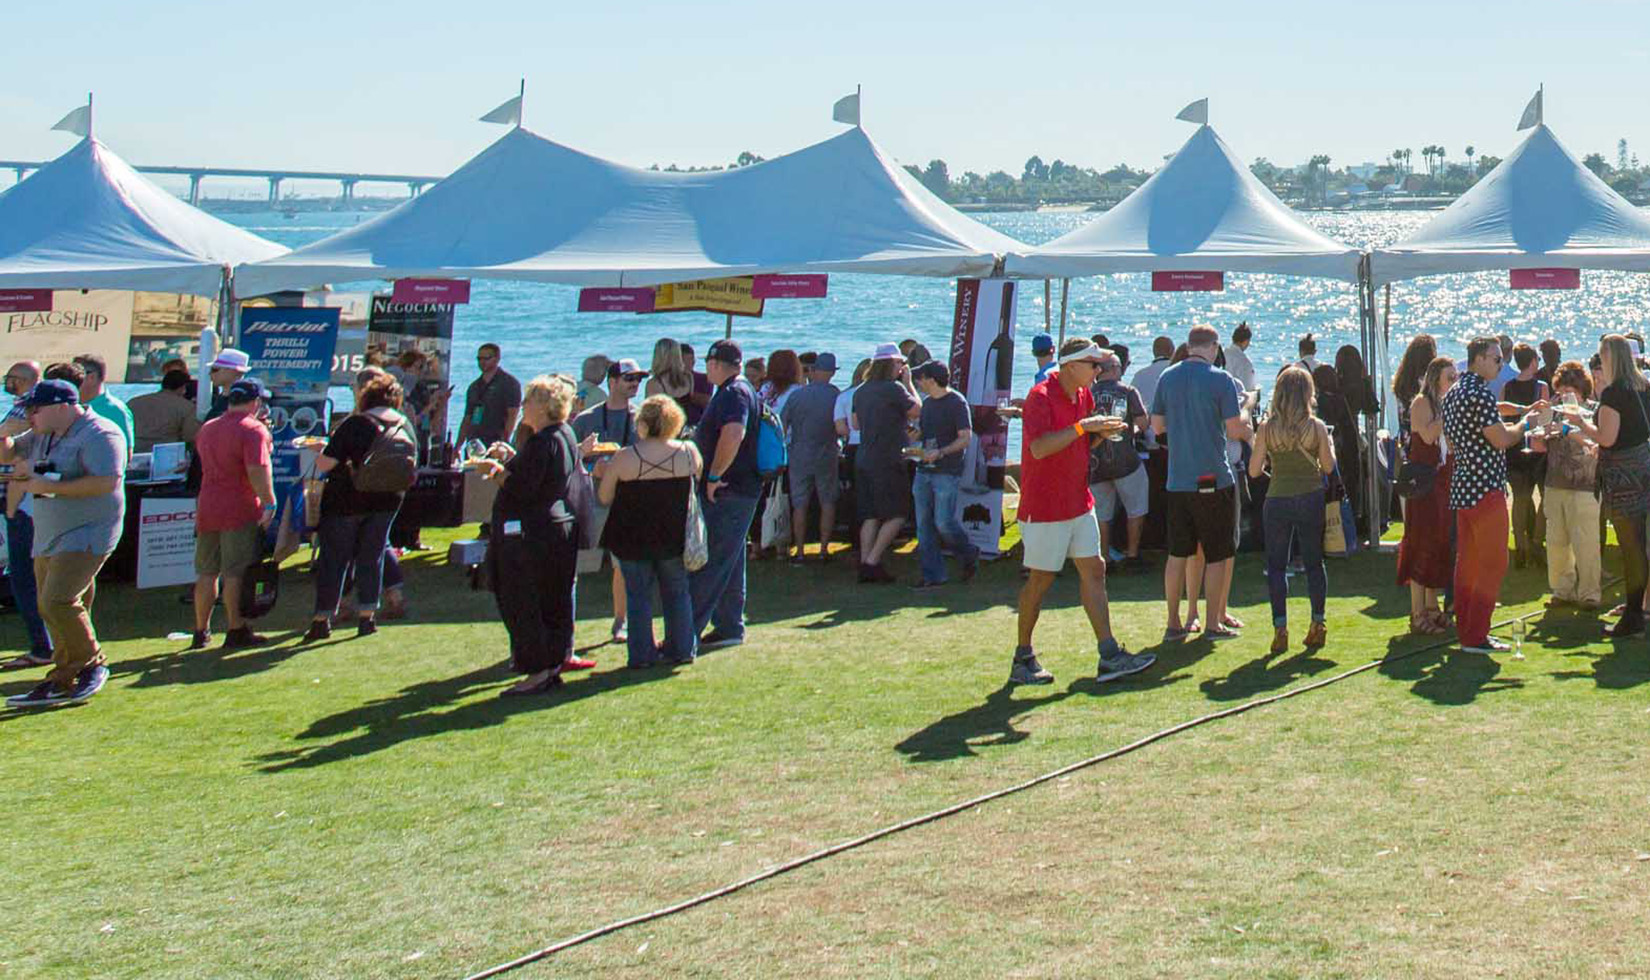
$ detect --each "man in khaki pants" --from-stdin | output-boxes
[2,379,127,709]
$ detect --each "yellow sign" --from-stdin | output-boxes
[651,277,764,317]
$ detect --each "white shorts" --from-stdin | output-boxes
[1090,465,1149,521]
[1020,509,1102,572]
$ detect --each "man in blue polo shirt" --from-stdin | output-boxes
[1151,324,1249,640]
[689,339,762,652]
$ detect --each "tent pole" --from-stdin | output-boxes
[1058,278,1070,345]
[724,312,732,340]
[1359,256,1384,547]
[1043,279,1051,331]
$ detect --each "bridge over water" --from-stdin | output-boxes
[0,159,445,204]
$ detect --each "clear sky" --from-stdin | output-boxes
[4,0,1647,185]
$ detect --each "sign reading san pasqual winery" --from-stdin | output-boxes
[1,290,135,381]
[239,306,341,396]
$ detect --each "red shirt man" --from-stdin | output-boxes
[1009,340,1154,689]
[189,379,276,651]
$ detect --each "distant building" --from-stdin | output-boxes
[1348,162,1379,180]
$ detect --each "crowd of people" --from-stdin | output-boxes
[3,317,1647,708]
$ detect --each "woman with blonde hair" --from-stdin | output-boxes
[472,375,583,695]
[1250,366,1336,653]
[644,338,699,423]
[1395,356,1458,636]
[1565,334,1650,637]
[599,395,703,667]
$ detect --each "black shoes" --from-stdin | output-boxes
[221,627,269,650]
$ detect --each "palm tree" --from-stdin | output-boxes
[1400,148,1413,175]
[1465,144,1476,171]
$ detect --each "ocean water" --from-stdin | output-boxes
[229,208,1650,442]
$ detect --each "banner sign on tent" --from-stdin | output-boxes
[240,307,341,395]
[125,292,218,384]
[651,278,764,317]
[392,278,471,305]
[369,295,456,463]
[751,274,829,299]
[578,288,656,313]
[1510,268,1580,290]
[1151,271,1224,292]
[946,277,1018,557]
[0,290,52,314]
[1,290,133,382]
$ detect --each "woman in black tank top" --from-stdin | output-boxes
[598,395,703,667]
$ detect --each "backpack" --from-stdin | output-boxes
[349,409,418,494]
[755,401,788,481]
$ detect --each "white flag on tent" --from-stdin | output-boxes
[832,91,860,126]
[1175,98,1208,125]
[480,94,523,127]
[51,102,91,137]
[1516,87,1543,131]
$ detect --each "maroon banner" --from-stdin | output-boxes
[577,287,656,313]
[0,289,52,314]
[1151,271,1224,292]
[751,274,828,299]
[391,278,471,304]
[1510,268,1580,290]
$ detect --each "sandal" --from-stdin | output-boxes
[1410,614,1445,636]
[1221,613,1245,630]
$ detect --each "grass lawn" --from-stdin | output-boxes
[2,524,1647,979]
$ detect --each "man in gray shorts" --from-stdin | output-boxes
[1088,350,1150,570]
[780,352,843,562]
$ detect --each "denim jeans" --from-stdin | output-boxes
[619,557,695,665]
[912,470,977,584]
[314,509,398,615]
[6,509,51,654]
[1263,489,1327,629]
[688,490,760,639]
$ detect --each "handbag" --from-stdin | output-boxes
[565,435,598,551]
[1596,389,1650,518]
[239,551,280,620]
[1322,465,1359,556]
[758,479,791,550]
[1393,450,1436,499]
[683,476,708,572]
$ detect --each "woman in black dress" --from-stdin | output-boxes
[472,375,583,695]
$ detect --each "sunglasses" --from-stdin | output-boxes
[621,373,647,382]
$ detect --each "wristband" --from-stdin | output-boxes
[1072,421,1085,437]
[706,471,722,483]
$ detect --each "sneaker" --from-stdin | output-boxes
[189,630,212,650]
[2,650,52,670]
[698,630,745,651]
[563,655,596,671]
[302,620,332,643]
[1461,637,1511,654]
[357,618,378,637]
[1009,648,1054,685]
[1096,642,1155,683]
[6,681,71,709]
[221,627,269,650]
[68,665,109,704]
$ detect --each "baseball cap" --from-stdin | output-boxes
[21,378,79,409]
[706,339,742,365]
[912,360,951,385]
[227,378,270,404]
[210,348,251,373]
[813,352,838,372]
[1058,342,1108,365]
[1031,333,1055,355]
[873,342,902,360]
[607,357,648,379]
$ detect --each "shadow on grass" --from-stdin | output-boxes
[252,661,672,773]
[895,684,1070,762]
[1199,647,1337,702]
[1378,634,1525,705]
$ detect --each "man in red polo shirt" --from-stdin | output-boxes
[1012,339,1156,686]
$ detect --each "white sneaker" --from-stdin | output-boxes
[1460,637,1511,655]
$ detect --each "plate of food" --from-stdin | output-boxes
[586,441,622,457]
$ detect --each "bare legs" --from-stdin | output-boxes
[1016,556,1115,649]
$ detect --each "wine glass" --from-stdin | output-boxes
[1106,398,1128,442]
[461,439,488,464]
[1510,617,1526,660]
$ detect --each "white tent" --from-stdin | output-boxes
[0,138,286,297]
[1005,125,1361,282]
[1372,124,1650,285]
[235,125,1023,294]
